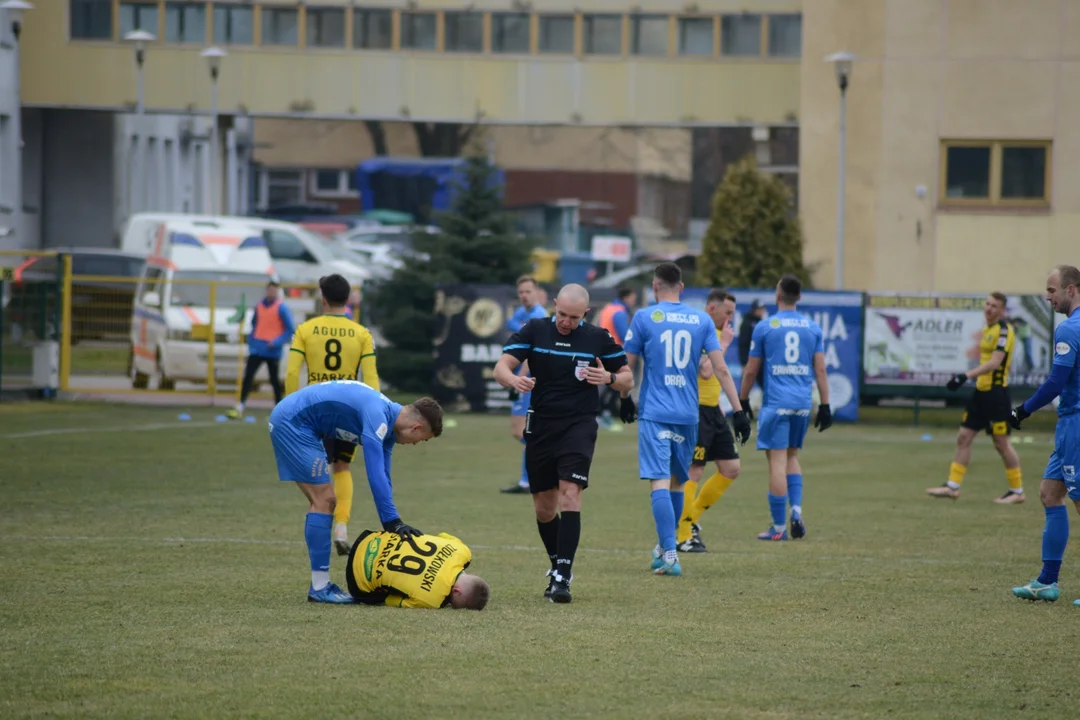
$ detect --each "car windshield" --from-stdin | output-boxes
[315,235,363,262]
[169,271,268,309]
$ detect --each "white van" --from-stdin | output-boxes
[129,221,283,390]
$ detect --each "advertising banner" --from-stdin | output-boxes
[863,294,1054,388]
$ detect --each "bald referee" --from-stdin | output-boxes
[494,284,633,604]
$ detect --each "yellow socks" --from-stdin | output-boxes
[676,473,733,543]
[332,470,353,526]
[675,480,700,543]
[947,462,967,490]
[1006,466,1023,492]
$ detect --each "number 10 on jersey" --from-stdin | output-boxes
[660,329,692,369]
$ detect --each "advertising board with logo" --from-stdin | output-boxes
[863,294,1054,388]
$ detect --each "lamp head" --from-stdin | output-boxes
[825,51,856,88]
[124,29,156,53]
[200,46,227,75]
[0,0,33,36]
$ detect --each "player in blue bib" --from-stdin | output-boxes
[621,263,751,576]
[1008,265,1080,604]
[268,381,444,603]
[738,275,832,541]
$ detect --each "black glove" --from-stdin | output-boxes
[814,403,833,432]
[731,410,751,446]
[1009,404,1030,430]
[739,399,754,422]
[619,395,637,424]
[382,518,424,540]
[946,373,968,391]
[508,387,520,402]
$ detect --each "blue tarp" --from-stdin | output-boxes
[355,157,505,222]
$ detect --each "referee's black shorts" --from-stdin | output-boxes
[692,404,740,466]
[525,415,598,493]
[961,387,1012,437]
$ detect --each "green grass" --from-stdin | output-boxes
[1,402,1078,719]
[69,343,131,375]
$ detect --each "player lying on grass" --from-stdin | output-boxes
[344,530,489,610]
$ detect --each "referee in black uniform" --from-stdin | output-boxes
[494,284,634,604]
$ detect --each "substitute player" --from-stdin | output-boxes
[739,275,832,541]
[927,292,1024,503]
[269,380,443,603]
[677,289,740,553]
[345,530,489,609]
[285,274,381,555]
[1009,265,1080,603]
[229,279,295,418]
[622,264,751,576]
[500,275,549,495]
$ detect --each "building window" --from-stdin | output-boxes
[941,141,1051,206]
[119,2,159,37]
[584,14,621,55]
[310,170,357,198]
[70,0,112,40]
[265,170,305,208]
[539,15,574,54]
[213,5,253,45]
[444,12,483,53]
[354,8,391,49]
[401,12,436,50]
[678,18,713,56]
[722,14,762,56]
[768,14,801,57]
[492,13,530,54]
[306,7,345,48]
[631,15,667,56]
[164,3,205,44]
[262,7,298,46]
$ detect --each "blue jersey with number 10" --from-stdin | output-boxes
[625,302,720,425]
[750,310,824,411]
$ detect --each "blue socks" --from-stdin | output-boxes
[651,489,677,552]
[768,493,788,529]
[787,473,803,518]
[305,512,333,586]
[1037,505,1069,585]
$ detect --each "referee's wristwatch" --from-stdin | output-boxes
[607,372,616,385]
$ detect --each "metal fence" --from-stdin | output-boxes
[0,250,61,397]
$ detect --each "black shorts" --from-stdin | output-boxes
[525,414,599,493]
[961,387,1012,436]
[692,405,740,466]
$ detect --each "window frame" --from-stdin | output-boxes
[213,5,254,46]
[938,140,1052,209]
[443,11,484,54]
[164,2,206,45]
[720,13,763,58]
[353,7,392,50]
[766,13,802,58]
[677,16,714,56]
[305,6,346,49]
[261,6,299,47]
[491,12,531,55]
[309,169,357,199]
[582,13,623,56]
[119,1,159,38]
[630,14,669,57]
[538,14,575,54]
[69,0,114,41]
[400,11,437,51]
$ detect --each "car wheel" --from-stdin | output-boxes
[156,351,176,391]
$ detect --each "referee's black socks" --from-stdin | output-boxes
[556,511,581,580]
[537,516,561,571]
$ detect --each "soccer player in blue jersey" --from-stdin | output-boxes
[268,380,444,603]
[621,263,752,576]
[738,275,832,541]
[500,275,549,494]
[1008,265,1080,604]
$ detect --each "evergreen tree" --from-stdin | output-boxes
[369,154,534,391]
[697,155,812,290]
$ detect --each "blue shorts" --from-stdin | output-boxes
[1044,414,1080,500]
[511,391,532,416]
[268,417,331,485]
[756,408,811,451]
[638,419,697,483]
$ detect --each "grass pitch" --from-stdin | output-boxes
[1,401,1078,719]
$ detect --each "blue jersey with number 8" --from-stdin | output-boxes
[625,301,720,425]
[750,310,824,411]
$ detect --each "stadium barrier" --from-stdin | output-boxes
[0,250,62,398]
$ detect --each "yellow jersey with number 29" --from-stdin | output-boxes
[285,313,378,395]
[347,531,472,609]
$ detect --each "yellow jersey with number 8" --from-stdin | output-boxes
[348,531,472,608]
[285,314,378,395]
[697,328,723,407]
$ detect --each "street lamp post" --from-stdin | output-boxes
[201,47,226,214]
[123,30,154,216]
[826,51,855,290]
[124,29,155,116]
[1,1,33,250]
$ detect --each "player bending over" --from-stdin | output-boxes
[285,274,382,555]
[739,275,832,541]
[345,530,489,609]
[1009,265,1080,603]
[269,380,443,603]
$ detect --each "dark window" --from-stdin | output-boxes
[678,18,713,55]
[315,170,342,193]
[262,7,298,46]
[306,7,345,48]
[631,15,667,56]
[164,3,206,44]
[445,12,483,52]
[539,15,574,54]
[264,231,316,263]
[722,14,762,56]
[492,13,530,53]
[768,14,801,57]
[584,14,621,55]
[945,146,991,199]
[353,8,392,49]
[1001,146,1048,200]
[70,0,113,40]
[401,12,436,50]
[119,2,158,37]
[213,6,253,45]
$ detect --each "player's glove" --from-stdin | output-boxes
[731,410,752,446]
[507,388,520,402]
[739,398,754,422]
[619,396,637,424]
[946,373,968,391]
[814,403,833,432]
[1009,404,1031,430]
[383,518,424,540]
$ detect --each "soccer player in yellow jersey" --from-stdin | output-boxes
[677,289,741,552]
[344,530,490,609]
[286,274,381,554]
[928,292,1024,503]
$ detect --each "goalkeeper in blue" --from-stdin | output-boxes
[621,262,752,576]
[738,275,832,541]
[268,380,444,603]
[1008,265,1080,604]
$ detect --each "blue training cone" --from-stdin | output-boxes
[215,414,229,423]
[177,413,191,421]
[244,416,256,423]
[921,433,933,441]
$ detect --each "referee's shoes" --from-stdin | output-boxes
[500,482,530,494]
